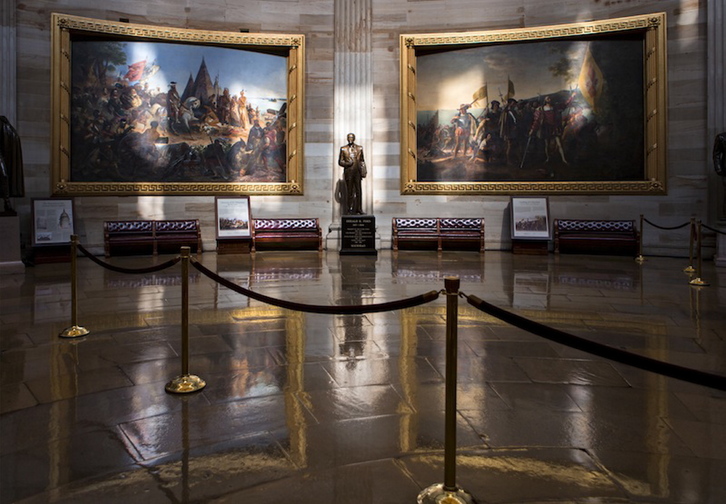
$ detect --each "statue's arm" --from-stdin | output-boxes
[338,147,353,168]
[714,133,726,176]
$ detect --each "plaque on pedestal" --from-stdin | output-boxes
[716,230,726,268]
[340,215,377,255]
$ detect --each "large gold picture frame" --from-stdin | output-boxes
[400,13,667,195]
[51,13,304,196]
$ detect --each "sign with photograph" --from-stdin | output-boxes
[511,197,550,240]
[215,196,252,239]
[31,198,75,246]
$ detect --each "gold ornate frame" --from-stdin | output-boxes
[51,13,304,196]
[400,13,667,195]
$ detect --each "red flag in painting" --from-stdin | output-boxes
[124,60,146,82]
[577,47,604,111]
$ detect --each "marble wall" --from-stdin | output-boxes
[6,0,712,256]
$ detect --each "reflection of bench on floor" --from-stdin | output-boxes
[251,218,322,252]
[392,217,485,252]
[553,219,639,256]
[104,219,202,257]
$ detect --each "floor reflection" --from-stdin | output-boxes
[1,250,724,503]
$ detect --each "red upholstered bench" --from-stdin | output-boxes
[104,220,154,257]
[104,219,201,257]
[439,217,486,252]
[392,218,439,251]
[554,219,639,256]
[392,217,485,252]
[251,218,322,252]
[154,219,202,255]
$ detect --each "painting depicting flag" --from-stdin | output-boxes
[404,12,665,193]
[506,77,515,100]
[577,46,604,111]
[124,59,146,82]
[472,84,487,106]
[141,62,160,82]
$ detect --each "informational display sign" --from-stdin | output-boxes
[511,197,550,240]
[31,198,75,246]
[216,196,252,239]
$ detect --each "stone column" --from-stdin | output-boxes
[1,2,16,126]
[328,0,373,249]
[0,4,24,274]
[708,0,726,266]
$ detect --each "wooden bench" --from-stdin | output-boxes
[104,219,202,257]
[553,219,639,256]
[251,218,322,252]
[392,217,485,252]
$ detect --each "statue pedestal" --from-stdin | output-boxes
[340,215,377,255]
[715,226,726,267]
[0,215,25,274]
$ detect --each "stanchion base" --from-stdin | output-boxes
[689,278,710,287]
[59,325,90,338]
[165,374,206,394]
[417,483,476,504]
[683,266,696,274]
[634,255,646,264]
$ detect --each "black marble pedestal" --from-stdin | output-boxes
[340,215,377,255]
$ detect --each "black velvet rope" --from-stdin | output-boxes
[702,223,726,236]
[190,257,440,315]
[642,217,691,231]
[77,243,181,274]
[463,292,726,391]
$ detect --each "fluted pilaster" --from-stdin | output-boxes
[1,2,17,125]
[334,0,373,219]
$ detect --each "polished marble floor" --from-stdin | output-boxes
[1,250,725,503]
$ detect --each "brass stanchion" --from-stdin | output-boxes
[166,247,206,393]
[689,220,709,287]
[683,217,696,274]
[635,214,645,264]
[418,277,475,504]
[59,234,90,338]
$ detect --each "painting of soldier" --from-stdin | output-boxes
[415,37,645,184]
[69,40,288,184]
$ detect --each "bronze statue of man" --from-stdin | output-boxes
[338,133,366,215]
[715,132,726,215]
[0,116,25,215]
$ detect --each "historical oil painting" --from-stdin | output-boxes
[400,13,667,194]
[51,14,305,195]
